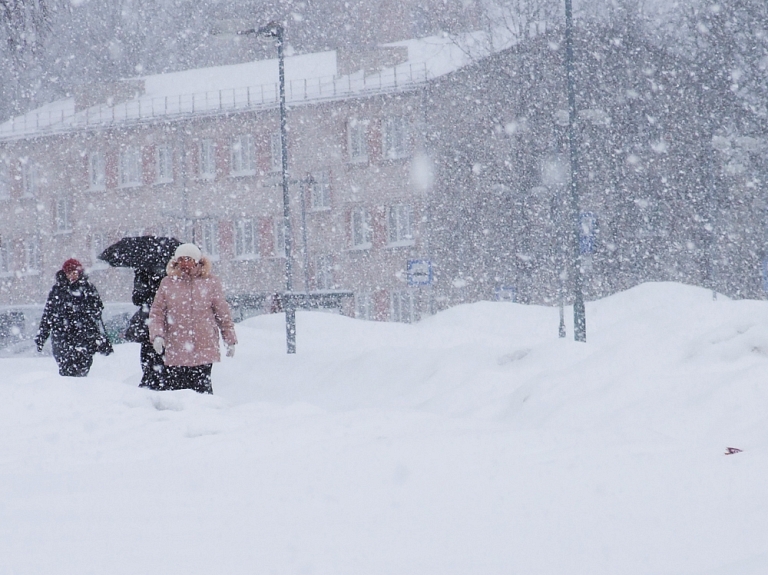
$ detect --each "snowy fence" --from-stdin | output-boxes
[0,63,429,138]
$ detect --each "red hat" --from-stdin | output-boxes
[62,258,83,274]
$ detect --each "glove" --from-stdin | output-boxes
[35,339,44,353]
[153,337,165,355]
[226,344,236,358]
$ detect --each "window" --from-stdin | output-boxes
[23,236,41,273]
[388,204,413,245]
[270,133,283,172]
[21,160,38,197]
[273,218,286,257]
[199,139,216,178]
[347,118,368,163]
[382,116,410,160]
[231,134,255,175]
[155,144,173,183]
[350,206,372,249]
[391,290,415,323]
[201,221,219,259]
[88,151,106,190]
[235,219,259,259]
[90,232,109,269]
[0,158,10,200]
[119,146,142,187]
[0,236,10,275]
[355,292,372,320]
[309,170,331,210]
[55,198,72,233]
[315,254,334,290]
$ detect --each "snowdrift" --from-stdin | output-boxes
[1,282,767,575]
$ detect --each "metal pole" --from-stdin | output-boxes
[565,0,586,342]
[300,176,311,292]
[276,26,297,354]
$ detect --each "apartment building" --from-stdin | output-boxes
[0,37,478,322]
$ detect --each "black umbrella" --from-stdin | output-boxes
[99,236,182,272]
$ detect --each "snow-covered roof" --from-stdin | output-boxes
[0,31,499,141]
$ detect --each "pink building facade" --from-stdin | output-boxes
[0,46,448,322]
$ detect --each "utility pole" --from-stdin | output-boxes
[564,0,586,342]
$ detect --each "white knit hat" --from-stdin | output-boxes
[174,243,202,262]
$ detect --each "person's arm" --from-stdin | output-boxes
[35,290,56,350]
[147,279,168,344]
[211,278,237,348]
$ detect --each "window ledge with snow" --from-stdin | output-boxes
[386,240,415,249]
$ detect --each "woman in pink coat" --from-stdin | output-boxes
[148,243,237,394]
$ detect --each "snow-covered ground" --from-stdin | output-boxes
[1,282,767,575]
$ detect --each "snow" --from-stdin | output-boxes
[0,29,514,140]
[140,51,338,99]
[1,282,767,575]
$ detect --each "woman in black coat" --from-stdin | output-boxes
[130,268,167,389]
[35,259,109,377]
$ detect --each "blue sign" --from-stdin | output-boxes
[407,260,433,286]
[579,212,597,255]
[495,286,517,302]
[762,258,768,293]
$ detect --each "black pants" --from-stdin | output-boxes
[164,364,213,394]
[138,341,167,390]
[54,346,94,377]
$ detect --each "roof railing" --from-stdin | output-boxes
[0,62,429,139]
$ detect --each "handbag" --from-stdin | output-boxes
[124,309,150,343]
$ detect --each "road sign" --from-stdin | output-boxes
[407,260,433,286]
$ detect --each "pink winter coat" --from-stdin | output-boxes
[148,256,237,367]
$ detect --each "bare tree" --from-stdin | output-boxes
[0,0,50,54]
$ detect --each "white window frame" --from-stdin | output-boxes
[347,118,368,163]
[88,151,106,191]
[23,236,41,274]
[199,139,216,179]
[0,158,11,200]
[231,134,255,176]
[273,218,286,258]
[155,144,174,184]
[309,170,332,211]
[235,218,259,260]
[270,133,283,173]
[388,204,414,246]
[315,254,334,291]
[90,232,109,270]
[21,160,37,198]
[0,236,10,275]
[391,290,415,323]
[355,292,372,320]
[201,221,219,260]
[54,198,72,234]
[119,146,142,188]
[382,116,410,160]
[350,206,372,249]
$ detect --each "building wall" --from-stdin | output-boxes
[0,88,434,322]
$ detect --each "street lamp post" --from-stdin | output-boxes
[564,0,587,342]
[238,22,296,353]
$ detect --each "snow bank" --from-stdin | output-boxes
[1,282,767,575]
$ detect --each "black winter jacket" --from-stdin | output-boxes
[35,271,105,355]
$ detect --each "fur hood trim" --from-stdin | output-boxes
[166,255,213,279]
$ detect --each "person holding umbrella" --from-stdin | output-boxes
[148,243,237,394]
[34,258,112,377]
[99,235,181,390]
